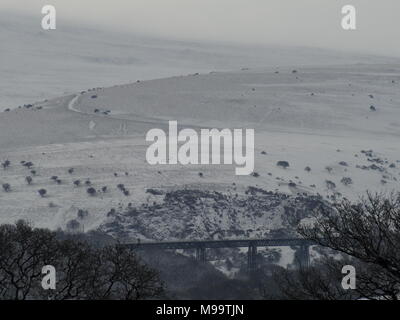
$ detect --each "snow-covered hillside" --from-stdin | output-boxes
[1,63,400,236]
[1,11,400,243]
[1,11,399,111]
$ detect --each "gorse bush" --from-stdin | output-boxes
[38,189,47,197]
[1,160,10,169]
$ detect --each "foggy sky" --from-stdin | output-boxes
[2,0,400,56]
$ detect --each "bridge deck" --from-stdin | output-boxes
[124,238,314,250]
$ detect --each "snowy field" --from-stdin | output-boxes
[1,63,400,236]
[1,11,398,111]
[1,11,400,245]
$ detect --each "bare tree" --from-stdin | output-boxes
[0,221,58,300]
[273,192,400,300]
[92,246,165,300]
[0,221,164,300]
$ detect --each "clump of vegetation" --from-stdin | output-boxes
[73,180,81,187]
[66,219,81,232]
[38,189,47,197]
[23,162,34,169]
[325,180,336,190]
[304,166,311,172]
[1,160,10,170]
[77,209,89,220]
[325,166,333,173]
[68,168,74,174]
[251,172,260,178]
[277,161,290,169]
[48,202,57,208]
[116,184,129,196]
[2,184,11,192]
[146,189,164,196]
[25,176,33,185]
[107,208,117,217]
[87,188,97,196]
[341,177,353,186]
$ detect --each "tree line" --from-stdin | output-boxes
[270,192,400,300]
[0,221,164,300]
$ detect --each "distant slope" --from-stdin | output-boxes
[75,64,400,138]
[1,64,400,232]
[2,11,400,111]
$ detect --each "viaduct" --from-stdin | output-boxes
[123,238,314,271]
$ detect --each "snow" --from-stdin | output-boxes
[1,11,400,240]
[2,11,399,111]
[1,64,400,233]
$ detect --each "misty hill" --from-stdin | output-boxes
[1,10,398,111]
[1,12,400,249]
[1,63,400,235]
